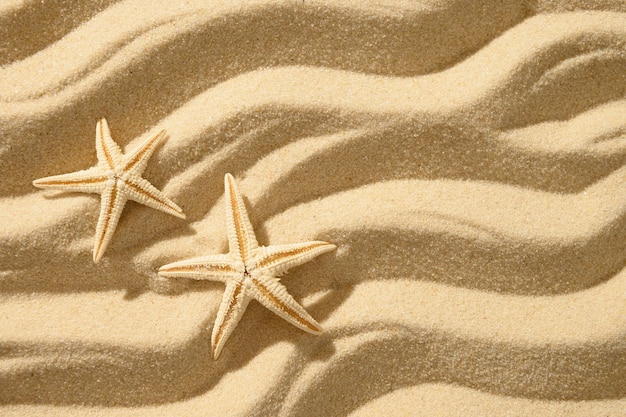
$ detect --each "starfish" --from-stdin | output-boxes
[159,173,335,359]
[33,118,185,263]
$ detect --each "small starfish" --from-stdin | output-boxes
[159,173,335,359]
[33,118,185,263]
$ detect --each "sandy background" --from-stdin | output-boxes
[1,0,625,415]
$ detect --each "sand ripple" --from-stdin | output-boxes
[0,0,624,415]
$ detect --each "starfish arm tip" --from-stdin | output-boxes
[164,205,186,219]
[92,251,102,263]
[212,347,221,360]
[309,324,324,335]
[157,267,172,277]
[93,238,108,262]
[155,129,167,142]
[212,334,227,360]
[32,177,56,188]
[157,262,178,275]
[315,242,337,257]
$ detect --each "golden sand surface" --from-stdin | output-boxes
[0,0,625,415]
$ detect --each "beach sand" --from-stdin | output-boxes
[0,0,625,415]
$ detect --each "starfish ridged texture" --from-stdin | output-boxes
[33,118,185,263]
[159,173,335,359]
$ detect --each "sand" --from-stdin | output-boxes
[0,0,625,415]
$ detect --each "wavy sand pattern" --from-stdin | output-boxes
[1,0,625,415]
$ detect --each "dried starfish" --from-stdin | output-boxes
[159,173,335,359]
[33,118,185,262]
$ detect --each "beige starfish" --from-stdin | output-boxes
[159,173,335,359]
[33,118,185,263]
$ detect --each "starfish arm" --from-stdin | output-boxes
[96,118,124,170]
[122,176,186,219]
[211,279,251,359]
[32,167,107,194]
[123,129,167,174]
[158,254,239,282]
[93,181,127,263]
[249,274,323,335]
[254,241,336,277]
[224,173,258,265]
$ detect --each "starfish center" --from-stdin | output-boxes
[241,268,253,288]
[105,169,128,188]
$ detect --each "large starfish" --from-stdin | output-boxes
[33,118,185,263]
[159,173,335,359]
